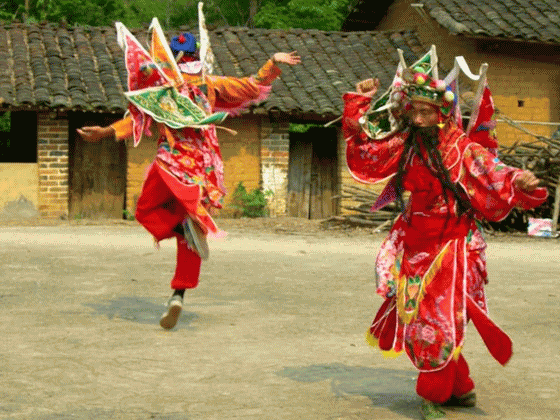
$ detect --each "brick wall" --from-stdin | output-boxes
[261,118,289,216]
[37,112,69,219]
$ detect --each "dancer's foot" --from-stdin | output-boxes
[159,294,183,329]
[444,390,476,407]
[420,400,446,419]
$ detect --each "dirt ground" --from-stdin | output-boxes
[0,217,559,419]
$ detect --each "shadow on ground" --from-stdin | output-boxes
[277,363,420,418]
[85,296,198,329]
[277,363,488,419]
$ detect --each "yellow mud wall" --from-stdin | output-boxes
[125,115,262,217]
[0,163,39,215]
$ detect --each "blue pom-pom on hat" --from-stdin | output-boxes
[170,32,197,54]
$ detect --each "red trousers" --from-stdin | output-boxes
[135,163,202,290]
[416,353,475,403]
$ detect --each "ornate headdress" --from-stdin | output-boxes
[360,45,492,141]
[399,65,455,113]
[114,2,225,148]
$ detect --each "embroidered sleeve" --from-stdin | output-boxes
[207,59,281,113]
[343,92,405,184]
[460,143,548,221]
[253,59,282,85]
[110,116,133,140]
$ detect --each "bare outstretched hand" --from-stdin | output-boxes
[76,126,115,143]
[273,51,301,66]
[356,78,380,97]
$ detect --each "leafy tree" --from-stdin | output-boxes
[0,0,357,30]
[254,0,355,31]
[0,0,126,26]
[166,0,356,30]
[166,0,256,28]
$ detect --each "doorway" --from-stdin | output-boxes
[287,127,339,219]
[68,113,127,218]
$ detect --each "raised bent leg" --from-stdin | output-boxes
[135,163,186,242]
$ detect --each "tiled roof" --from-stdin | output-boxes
[0,23,427,119]
[345,0,560,44]
[422,0,560,43]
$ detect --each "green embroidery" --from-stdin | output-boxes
[125,86,227,129]
[409,275,421,285]
[441,343,453,360]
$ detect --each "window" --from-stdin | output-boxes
[0,111,38,163]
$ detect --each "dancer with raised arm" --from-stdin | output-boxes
[343,47,547,419]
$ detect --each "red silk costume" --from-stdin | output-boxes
[112,61,282,290]
[343,92,548,403]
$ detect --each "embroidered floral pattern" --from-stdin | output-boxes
[347,105,548,371]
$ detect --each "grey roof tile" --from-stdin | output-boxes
[0,23,427,118]
[422,0,560,43]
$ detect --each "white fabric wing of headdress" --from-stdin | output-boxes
[198,2,214,77]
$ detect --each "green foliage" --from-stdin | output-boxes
[0,112,11,132]
[135,0,356,30]
[1,0,126,26]
[289,122,323,133]
[0,0,356,30]
[230,182,272,218]
[168,0,252,28]
[123,209,135,221]
[253,0,353,30]
[123,0,184,28]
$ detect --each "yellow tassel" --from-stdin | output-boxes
[381,348,402,359]
[365,331,403,359]
[453,345,462,360]
[365,331,378,347]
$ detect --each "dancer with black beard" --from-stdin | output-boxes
[342,54,547,419]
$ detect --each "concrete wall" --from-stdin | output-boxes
[376,0,560,146]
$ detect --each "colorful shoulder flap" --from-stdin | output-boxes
[148,17,184,86]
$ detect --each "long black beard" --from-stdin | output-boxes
[393,125,472,216]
